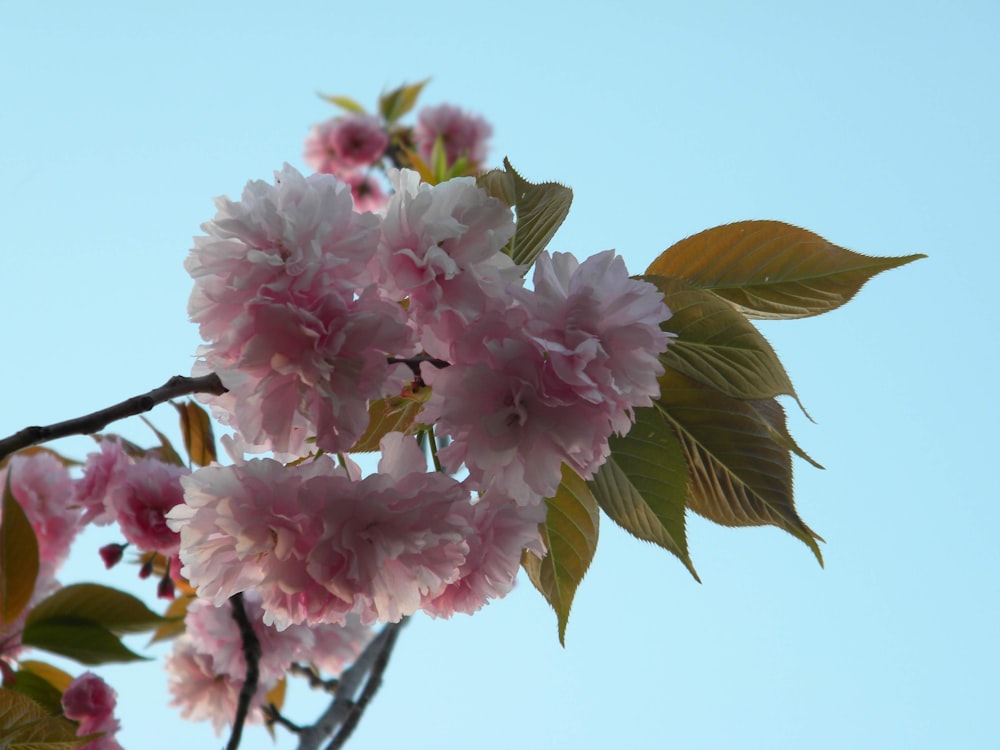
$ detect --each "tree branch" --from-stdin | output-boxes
[296,618,410,750]
[0,373,227,461]
[226,592,262,750]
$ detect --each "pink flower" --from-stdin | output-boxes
[424,493,546,617]
[183,590,372,686]
[187,164,413,455]
[165,635,266,736]
[108,458,188,557]
[515,250,674,434]
[168,457,338,623]
[372,169,520,358]
[186,164,380,348]
[420,315,612,504]
[170,435,480,629]
[62,671,123,750]
[340,169,389,213]
[413,104,492,166]
[304,114,389,174]
[0,452,82,574]
[305,433,476,625]
[73,439,130,526]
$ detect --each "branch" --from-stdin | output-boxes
[0,373,227,461]
[296,618,410,750]
[226,592,262,750]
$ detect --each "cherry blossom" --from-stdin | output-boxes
[62,671,124,750]
[413,104,492,166]
[0,452,82,574]
[186,164,414,455]
[108,458,188,557]
[372,169,520,358]
[304,114,389,175]
[72,438,131,526]
[515,249,674,433]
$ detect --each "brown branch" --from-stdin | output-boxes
[295,618,409,750]
[0,373,227,461]
[226,592,262,750]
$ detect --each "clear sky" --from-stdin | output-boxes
[2,1,997,748]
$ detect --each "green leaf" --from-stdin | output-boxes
[317,93,367,114]
[173,400,217,467]
[656,369,824,564]
[10,671,63,715]
[350,391,430,453]
[645,274,804,409]
[745,399,823,469]
[26,583,169,635]
[378,79,429,123]
[521,465,599,646]
[0,689,88,750]
[589,406,699,580]
[477,158,573,269]
[646,220,926,319]
[1,474,39,627]
[21,618,148,665]
[15,662,73,694]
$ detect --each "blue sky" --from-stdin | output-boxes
[2,1,997,748]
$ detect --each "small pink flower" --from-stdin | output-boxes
[413,104,492,166]
[166,635,265,736]
[73,439,131,526]
[1,452,82,574]
[62,671,123,750]
[304,114,389,174]
[109,458,188,557]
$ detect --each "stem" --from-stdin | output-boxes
[295,619,409,750]
[225,593,262,750]
[0,373,227,461]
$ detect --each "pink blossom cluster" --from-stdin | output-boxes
[304,101,492,211]
[172,163,672,634]
[61,671,124,750]
[168,434,545,629]
[166,590,371,735]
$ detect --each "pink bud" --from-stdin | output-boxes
[98,543,127,569]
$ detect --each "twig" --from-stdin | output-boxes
[0,373,227,461]
[296,618,410,750]
[225,593,262,750]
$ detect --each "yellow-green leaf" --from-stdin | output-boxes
[646,220,925,319]
[656,369,824,563]
[646,275,803,407]
[521,465,599,646]
[477,159,573,269]
[21,618,147,666]
[15,662,73,694]
[350,391,430,453]
[0,688,87,749]
[589,406,698,580]
[139,417,184,467]
[10,671,63,714]
[317,93,367,114]
[378,79,429,123]
[148,594,194,644]
[26,583,169,635]
[1,474,39,627]
[173,400,217,467]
